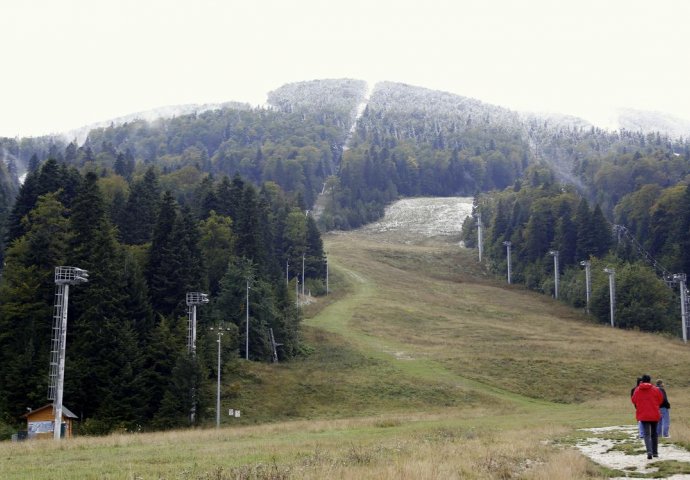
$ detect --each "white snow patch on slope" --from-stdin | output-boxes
[575,425,690,479]
[360,197,473,240]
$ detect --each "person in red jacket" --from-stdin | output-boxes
[631,374,664,459]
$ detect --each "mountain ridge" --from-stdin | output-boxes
[13,78,690,144]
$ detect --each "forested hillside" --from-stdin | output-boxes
[2,78,690,435]
[0,163,325,434]
[470,110,690,336]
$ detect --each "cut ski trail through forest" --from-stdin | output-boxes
[314,81,373,218]
[321,196,690,479]
[342,82,373,153]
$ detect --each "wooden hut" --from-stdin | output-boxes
[22,404,78,439]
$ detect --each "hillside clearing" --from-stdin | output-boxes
[4,196,690,479]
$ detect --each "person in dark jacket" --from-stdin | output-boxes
[632,374,664,459]
[656,379,671,438]
[631,377,644,438]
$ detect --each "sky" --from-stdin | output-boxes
[2,0,690,138]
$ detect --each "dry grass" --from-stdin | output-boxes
[0,418,597,479]
[319,232,690,405]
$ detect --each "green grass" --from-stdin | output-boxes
[4,229,690,478]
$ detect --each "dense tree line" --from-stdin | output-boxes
[523,117,690,214]
[462,166,681,334]
[0,158,326,434]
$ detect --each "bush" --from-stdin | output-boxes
[0,421,17,441]
[305,278,326,296]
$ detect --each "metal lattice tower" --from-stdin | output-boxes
[186,292,209,355]
[186,292,208,425]
[47,266,88,440]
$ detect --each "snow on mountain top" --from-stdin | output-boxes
[64,101,249,145]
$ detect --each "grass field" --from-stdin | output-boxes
[4,214,690,479]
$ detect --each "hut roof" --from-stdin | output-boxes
[22,403,78,419]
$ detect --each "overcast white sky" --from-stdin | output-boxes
[2,0,689,137]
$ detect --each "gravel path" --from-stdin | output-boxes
[576,425,690,478]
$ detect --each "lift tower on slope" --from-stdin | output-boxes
[186,292,209,355]
[48,266,88,440]
[186,292,209,425]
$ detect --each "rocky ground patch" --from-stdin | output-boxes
[576,425,690,479]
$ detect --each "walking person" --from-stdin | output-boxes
[631,374,664,460]
[656,379,671,438]
[631,377,645,438]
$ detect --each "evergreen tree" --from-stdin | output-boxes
[64,142,78,165]
[305,213,326,278]
[198,212,235,295]
[575,198,595,260]
[195,175,217,219]
[6,158,81,244]
[118,167,161,245]
[146,191,184,317]
[138,317,183,423]
[235,184,264,264]
[522,198,554,262]
[589,204,612,258]
[28,153,40,173]
[151,354,202,429]
[215,175,234,217]
[553,202,577,266]
[285,208,307,277]
[114,152,127,177]
[214,259,271,360]
[175,205,206,294]
[0,193,69,421]
[64,172,143,428]
[121,249,155,341]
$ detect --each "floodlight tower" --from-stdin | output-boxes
[603,267,616,327]
[48,266,88,440]
[186,292,208,425]
[502,241,512,284]
[549,250,560,299]
[186,292,209,355]
[580,260,592,314]
[673,273,688,343]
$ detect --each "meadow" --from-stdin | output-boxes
[3,209,690,479]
